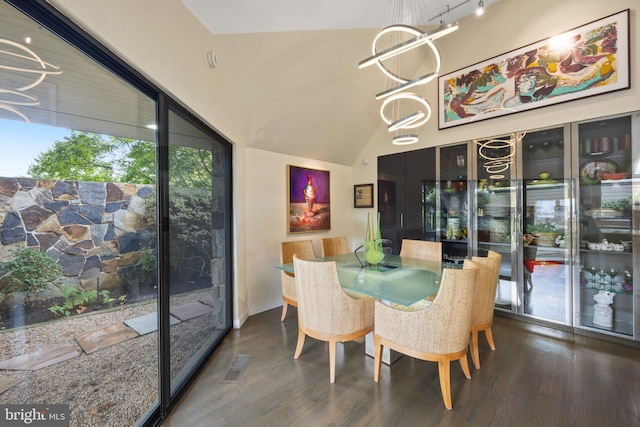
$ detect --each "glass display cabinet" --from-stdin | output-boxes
[377,111,639,342]
[574,114,637,339]
[474,136,517,311]
[520,127,572,324]
[437,143,470,263]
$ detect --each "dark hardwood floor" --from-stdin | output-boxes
[162,308,640,427]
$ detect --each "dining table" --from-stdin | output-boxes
[276,252,454,306]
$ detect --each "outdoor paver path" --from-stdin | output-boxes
[0,300,212,395]
[170,301,212,321]
[0,344,80,370]
[0,375,22,393]
[124,312,180,336]
[75,323,138,354]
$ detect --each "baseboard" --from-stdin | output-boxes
[248,299,283,317]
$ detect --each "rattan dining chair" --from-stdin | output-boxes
[469,250,502,369]
[292,255,374,383]
[373,259,479,410]
[321,236,350,257]
[399,239,442,262]
[399,239,442,303]
[280,240,316,321]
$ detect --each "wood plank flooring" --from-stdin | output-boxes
[161,308,640,427]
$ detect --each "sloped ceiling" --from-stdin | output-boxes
[181,0,500,166]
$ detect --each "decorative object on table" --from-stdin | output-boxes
[354,212,389,267]
[592,290,615,328]
[287,165,330,233]
[354,183,374,208]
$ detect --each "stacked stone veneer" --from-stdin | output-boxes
[0,177,155,304]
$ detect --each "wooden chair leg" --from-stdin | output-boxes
[373,335,383,382]
[437,359,453,410]
[329,340,336,383]
[459,354,471,380]
[280,301,288,321]
[294,328,305,359]
[470,330,481,369]
[484,327,496,350]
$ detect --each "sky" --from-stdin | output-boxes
[0,119,70,177]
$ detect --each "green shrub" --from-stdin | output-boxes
[0,247,62,300]
[48,285,126,317]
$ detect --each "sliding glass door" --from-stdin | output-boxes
[165,108,231,396]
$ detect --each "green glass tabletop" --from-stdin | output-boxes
[276,253,456,306]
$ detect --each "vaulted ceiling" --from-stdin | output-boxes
[180,0,501,165]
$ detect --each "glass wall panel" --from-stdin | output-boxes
[438,143,469,263]
[167,109,230,394]
[0,2,158,425]
[475,137,517,311]
[521,127,571,323]
[576,115,634,337]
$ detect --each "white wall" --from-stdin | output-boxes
[244,148,353,317]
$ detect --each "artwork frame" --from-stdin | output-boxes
[438,9,630,129]
[354,183,374,208]
[287,165,331,234]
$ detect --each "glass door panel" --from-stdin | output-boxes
[438,143,469,263]
[167,109,230,393]
[521,127,571,324]
[576,115,634,336]
[475,138,516,311]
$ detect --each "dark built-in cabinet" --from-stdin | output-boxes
[377,143,470,261]
[378,148,436,255]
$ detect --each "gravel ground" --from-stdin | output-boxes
[0,292,218,426]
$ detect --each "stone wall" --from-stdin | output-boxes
[0,177,155,304]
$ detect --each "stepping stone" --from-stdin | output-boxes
[123,312,180,336]
[75,323,138,354]
[0,375,22,394]
[0,344,80,371]
[170,301,213,321]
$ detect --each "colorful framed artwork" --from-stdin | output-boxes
[287,165,331,233]
[438,9,630,129]
[354,183,374,208]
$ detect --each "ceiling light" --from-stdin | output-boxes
[358,23,457,70]
[393,134,419,145]
[380,93,431,131]
[359,1,458,145]
[476,0,485,16]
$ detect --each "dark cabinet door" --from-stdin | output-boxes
[378,148,436,254]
